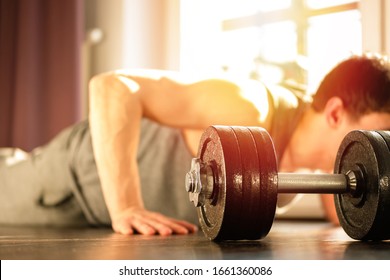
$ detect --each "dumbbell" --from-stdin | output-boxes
[185,126,390,241]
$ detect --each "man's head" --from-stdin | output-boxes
[312,54,390,119]
[298,54,390,171]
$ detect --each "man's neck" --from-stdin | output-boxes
[279,108,334,173]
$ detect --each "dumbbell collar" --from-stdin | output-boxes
[185,158,214,207]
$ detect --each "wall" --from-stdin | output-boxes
[360,0,390,54]
[84,0,180,76]
[82,0,180,116]
[122,0,180,70]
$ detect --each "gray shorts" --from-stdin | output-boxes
[0,121,110,226]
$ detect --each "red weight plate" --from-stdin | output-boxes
[230,126,263,239]
[196,125,277,241]
[197,126,243,240]
[247,127,278,239]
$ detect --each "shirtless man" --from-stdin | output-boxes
[2,54,390,236]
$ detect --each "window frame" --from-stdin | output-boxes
[222,1,360,57]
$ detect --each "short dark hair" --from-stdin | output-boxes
[312,54,390,118]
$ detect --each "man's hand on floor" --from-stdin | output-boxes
[111,207,198,236]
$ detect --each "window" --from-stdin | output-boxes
[180,0,361,94]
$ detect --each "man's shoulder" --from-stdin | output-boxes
[266,83,310,110]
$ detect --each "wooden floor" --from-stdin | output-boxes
[1,220,390,260]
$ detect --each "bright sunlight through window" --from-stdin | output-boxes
[180,0,361,95]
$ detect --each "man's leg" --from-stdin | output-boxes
[0,123,89,226]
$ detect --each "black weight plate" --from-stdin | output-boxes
[230,126,263,239]
[196,126,243,240]
[248,127,278,239]
[334,130,390,240]
[370,131,390,240]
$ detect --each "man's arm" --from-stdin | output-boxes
[89,70,271,235]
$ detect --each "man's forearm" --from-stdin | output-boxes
[89,74,144,219]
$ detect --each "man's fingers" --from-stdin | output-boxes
[146,213,197,235]
[112,208,198,236]
[132,219,157,235]
[137,214,176,236]
[147,221,173,236]
[113,220,134,235]
[171,219,198,233]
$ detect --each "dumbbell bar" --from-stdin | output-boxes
[185,126,390,241]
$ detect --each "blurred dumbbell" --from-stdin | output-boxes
[185,126,390,241]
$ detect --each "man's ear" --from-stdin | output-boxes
[323,97,346,128]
